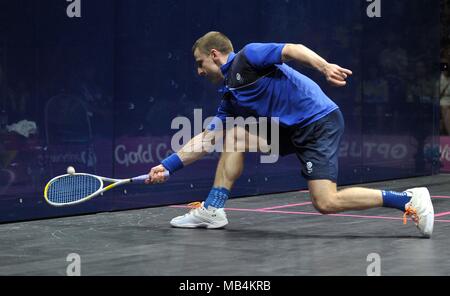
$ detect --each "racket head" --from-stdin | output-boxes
[44,173,103,207]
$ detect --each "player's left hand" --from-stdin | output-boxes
[323,64,353,87]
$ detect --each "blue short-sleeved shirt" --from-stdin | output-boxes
[208,43,339,131]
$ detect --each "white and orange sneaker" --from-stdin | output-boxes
[403,187,434,238]
[170,202,228,229]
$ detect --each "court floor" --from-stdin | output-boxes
[1,174,450,276]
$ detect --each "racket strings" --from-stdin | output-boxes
[47,175,101,204]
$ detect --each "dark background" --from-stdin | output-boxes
[0,0,441,223]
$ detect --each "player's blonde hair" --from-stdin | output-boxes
[192,31,234,55]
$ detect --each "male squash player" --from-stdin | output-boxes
[146,32,434,237]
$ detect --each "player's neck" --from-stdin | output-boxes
[217,53,230,67]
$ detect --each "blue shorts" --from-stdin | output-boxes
[276,109,345,182]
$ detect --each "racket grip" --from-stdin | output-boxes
[131,171,170,183]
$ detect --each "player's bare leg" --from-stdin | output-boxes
[211,124,262,190]
[308,179,434,237]
[212,152,244,190]
[307,180,383,214]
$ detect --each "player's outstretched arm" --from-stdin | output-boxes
[281,43,353,87]
[146,129,220,184]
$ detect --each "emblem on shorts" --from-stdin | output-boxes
[236,73,242,81]
[306,162,313,174]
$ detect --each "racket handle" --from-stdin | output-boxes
[131,171,170,183]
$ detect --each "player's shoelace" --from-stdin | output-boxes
[176,202,203,219]
[403,205,419,225]
[187,202,202,210]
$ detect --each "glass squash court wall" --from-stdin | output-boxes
[0,0,440,223]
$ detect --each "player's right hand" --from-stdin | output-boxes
[145,164,170,184]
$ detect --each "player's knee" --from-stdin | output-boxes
[224,127,246,152]
[311,194,339,214]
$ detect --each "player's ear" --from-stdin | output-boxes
[210,49,219,60]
